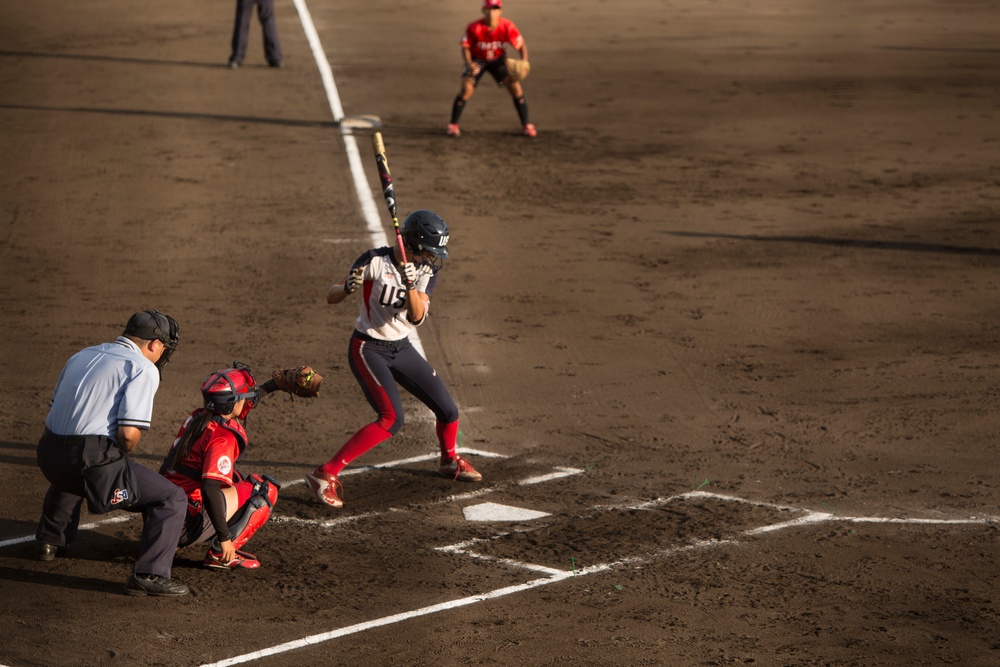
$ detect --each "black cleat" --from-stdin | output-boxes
[36,542,58,561]
[124,573,190,597]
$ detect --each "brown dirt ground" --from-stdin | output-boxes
[2,0,999,665]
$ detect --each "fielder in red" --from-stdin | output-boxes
[160,364,281,570]
[448,0,536,138]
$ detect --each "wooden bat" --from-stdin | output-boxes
[370,132,409,266]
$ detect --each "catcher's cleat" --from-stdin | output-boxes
[203,547,260,571]
[306,469,344,508]
[446,123,461,137]
[522,123,537,138]
[439,456,483,482]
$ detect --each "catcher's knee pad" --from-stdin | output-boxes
[212,473,280,551]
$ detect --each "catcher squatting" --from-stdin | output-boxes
[33,213,483,595]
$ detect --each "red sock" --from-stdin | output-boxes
[437,420,459,462]
[320,423,392,476]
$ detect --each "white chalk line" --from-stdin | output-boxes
[290,0,426,358]
[0,515,132,550]
[0,449,511,549]
[272,462,583,530]
[201,489,999,666]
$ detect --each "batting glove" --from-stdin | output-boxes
[401,262,417,289]
[343,267,364,294]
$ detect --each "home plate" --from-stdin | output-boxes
[463,502,551,522]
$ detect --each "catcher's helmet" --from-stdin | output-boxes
[201,362,259,420]
[402,210,449,267]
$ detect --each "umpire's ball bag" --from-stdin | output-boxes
[81,438,140,514]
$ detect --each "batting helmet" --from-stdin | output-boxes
[201,362,259,420]
[402,210,449,268]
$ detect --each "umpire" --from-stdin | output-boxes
[35,310,190,597]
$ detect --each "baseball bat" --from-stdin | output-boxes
[370,132,409,265]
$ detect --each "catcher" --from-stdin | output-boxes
[159,362,321,570]
[447,0,536,138]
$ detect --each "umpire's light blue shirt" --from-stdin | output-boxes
[44,337,160,439]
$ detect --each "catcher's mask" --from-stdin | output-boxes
[124,310,181,373]
[201,361,259,420]
[402,210,449,270]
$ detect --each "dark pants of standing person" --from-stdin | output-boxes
[230,0,283,66]
[36,432,187,580]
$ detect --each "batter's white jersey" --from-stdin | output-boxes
[350,248,437,341]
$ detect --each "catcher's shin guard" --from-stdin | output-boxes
[211,473,280,551]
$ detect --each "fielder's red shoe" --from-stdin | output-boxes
[306,469,344,508]
[204,548,260,570]
[439,456,483,482]
[522,123,537,138]
[446,123,461,137]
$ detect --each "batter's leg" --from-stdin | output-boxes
[317,338,404,477]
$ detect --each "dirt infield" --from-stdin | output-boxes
[2,0,999,665]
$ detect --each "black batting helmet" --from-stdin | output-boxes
[402,210,449,265]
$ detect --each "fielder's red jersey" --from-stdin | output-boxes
[461,18,523,62]
[163,409,247,504]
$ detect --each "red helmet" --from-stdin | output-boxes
[201,362,259,420]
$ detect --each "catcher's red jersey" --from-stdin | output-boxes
[164,409,247,504]
[461,18,523,61]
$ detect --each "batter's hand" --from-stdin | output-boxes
[343,267,364,294]
[401,262,417,289]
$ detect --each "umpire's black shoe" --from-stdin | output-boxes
[124,573,190,597]
[36,541,59,561]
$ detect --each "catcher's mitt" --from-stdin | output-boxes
[505,58,530,82]
[271,366,323,398]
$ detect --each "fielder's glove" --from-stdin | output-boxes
[343,267,364,294]
[271,366,324,398]
[505,58,530,82]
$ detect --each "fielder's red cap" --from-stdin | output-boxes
[483,0,502,8]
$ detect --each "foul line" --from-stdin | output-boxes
[290,0,425,357]
[201,490,998,666]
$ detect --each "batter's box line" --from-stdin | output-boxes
[598,490,1000,524]
[273,466,585,530]
[0,453,578,548]
[277,448,509,488]
[199,488,1000,667]
[436,490,1000,576]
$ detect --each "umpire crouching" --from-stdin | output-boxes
[35,310,190,597]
